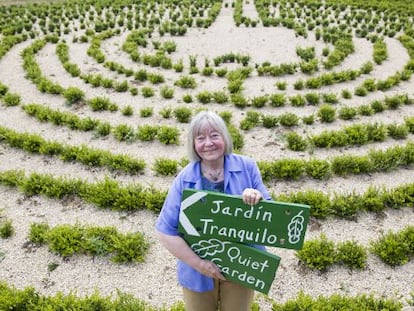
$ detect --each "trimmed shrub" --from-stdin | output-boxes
[318,104,336,123]
[63,87,85,105]
[296,234,336,271]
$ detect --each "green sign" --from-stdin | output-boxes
[178,189,310,294]
[185,235,280,294]
[179,189,310,249]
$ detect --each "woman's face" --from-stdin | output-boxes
[194,124,225,163]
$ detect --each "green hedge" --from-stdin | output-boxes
[297,225,414,270]
[29,222,149,263]
[0,169,413,219]
[0,126,146,174]
[0,170,166,212]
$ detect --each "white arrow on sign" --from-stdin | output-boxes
[179,191,207,236]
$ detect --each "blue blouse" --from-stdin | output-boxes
[155,153,271,292]
[201,175,224,192]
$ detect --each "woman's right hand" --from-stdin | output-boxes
[197,259,226,280]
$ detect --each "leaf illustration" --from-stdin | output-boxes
[191,238,228,258]
[287,211,304,244]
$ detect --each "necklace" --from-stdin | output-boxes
[202,168,223,182]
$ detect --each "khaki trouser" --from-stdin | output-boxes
[182,279,254,311]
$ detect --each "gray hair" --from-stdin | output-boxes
[187,111,233,161]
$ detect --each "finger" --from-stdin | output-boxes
[216,271,226,280]
[209,267,225,279]
[242,190,260,205]
[249,193,258,205]
[208,263,225,280]
[208,265,219,277]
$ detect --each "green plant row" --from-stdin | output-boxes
[233,0,260,28]
[275,183,414,219]
[1,168,414,220]
[10,102,414,181]
[199,61,410,109]
[22,103,106,131]
[20,36,121,112]
[122,29,200,76]
[371,226,414,266]
[256,61,298,78]
[259,140,414,182]
[0,34,26,59]
[238,90,342,111]
[0,1,412,46]
[82,30,155,96]
[255,0,411,41]
[50,29,414,109]
[323,38,355,69]
[353,32,414,96]
[21,36,65,95]
[1,0,411,44]
[0,125,146,174]
[325,0,414,13]
[0,280,407,311]
[28,222,149,263]
[400,33,414,60]
[227,66,253,95]
[20,102,246,149]
[354,70,413,96]
[86,29,115,64]
[56,41,136,96]
[297,234,367,271]
[297,225,414,271]
[254,1,313,38]
[22,103,180,145]
[0,170,166,213]
[239,93,414,130]
[214,52,251,67]
[122,29,164,64]
[21,35,122,112]
[0,0,222,37]
[298,61,372,90]
[55,41,81,77]
[373,38,388,64]
[58,30,411,110]
[288,117,414,151]
[0,121,190,177]
[61,34,242,102]
[0,81,22,107]
[3,104,244,173]
[270,290,403,311]
[0,281,185,311]
[110,26,315,97]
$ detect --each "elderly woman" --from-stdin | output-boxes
[156,110,271,311]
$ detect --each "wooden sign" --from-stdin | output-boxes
[185,235,280,294]
[179,189,310,249]
[178,189,310,294]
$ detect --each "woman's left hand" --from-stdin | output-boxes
[242,188,262,206]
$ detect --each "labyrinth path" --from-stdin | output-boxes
[0,0,414,309]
